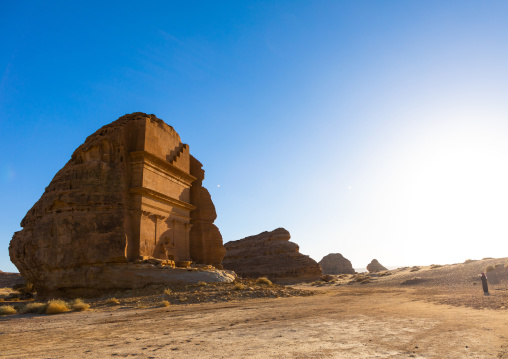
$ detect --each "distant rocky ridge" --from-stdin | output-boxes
[222,228,322,284]
[367,259,388,273]
[319,253,355,274]
[0,271,25,288]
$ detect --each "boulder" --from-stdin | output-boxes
[367,259,388,273]
[222,228,322,284]
[319,253,355,274]
[9,113,230,298]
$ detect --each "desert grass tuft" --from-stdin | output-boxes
[20,302,47,314]
[160,300,171,307]
[485,265,495,272]
[106,297,120,305]
[197,281,207,287]
[163,288,172,296]
[136,303,147,309]
[430,265,443,269]
[45,299,70,314]
[410,266,420,272]
[233,283,245,291]
[256,277,273,286]
[0,305,17,315]
[70,298,90,312]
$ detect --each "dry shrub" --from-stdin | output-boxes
[163,288,172,296]
[410,266,420,272]
[136,303,147,309]
[360,278,371,284]
[320,274,335,282]
[20,302,47,314]
[197,281,207,287]
[485,265,495,272]
[256,277,273,286]
[353,275,370,282]
[0,305,17,315]
[106,297,120,305]
[10,298,20,302]
[70,299,90,312]
[160,300,170,307]
[430,265,442,269]
[13,282,36,297]
[378,271,392,277]
[46,299,70,314]
[233,283,245,291]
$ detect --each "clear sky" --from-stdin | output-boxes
[2,1,508,272]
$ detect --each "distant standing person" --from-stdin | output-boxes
[480,272,489,295]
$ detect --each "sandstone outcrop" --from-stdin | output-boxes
[319,253,355,274]
[222,228,322,284]
[367,259,388,273]
[9,113,230,297]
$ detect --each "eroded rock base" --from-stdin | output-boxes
[36,264,236,299]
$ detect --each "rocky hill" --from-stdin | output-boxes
[319,253,355,274]
[222,228,322,284]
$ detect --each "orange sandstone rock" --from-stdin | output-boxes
[366,259,388,273]
[9,113,230,297]
[319,253,355,274]
[222,228,322,284]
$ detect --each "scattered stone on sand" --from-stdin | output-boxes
[319,253,355,274]
[9,113,229,298]
[222,228,322,284]
[367,259,388,273]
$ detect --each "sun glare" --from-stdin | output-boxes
[395,122,508,261]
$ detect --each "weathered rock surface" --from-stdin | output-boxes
[367,259,388,273]
[319,253,355,274]
[35,265,236,298]
[222,228,322,284]
[9,113,229,297]
[189,156,226,269]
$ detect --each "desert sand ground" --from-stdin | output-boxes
[1,258,507,358]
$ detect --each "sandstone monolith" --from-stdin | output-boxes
[367,259,388,273]
[9,113,231,297]
[222,228,322,284]
[319,253,355,274]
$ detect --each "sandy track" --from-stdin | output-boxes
[1,287,507,358]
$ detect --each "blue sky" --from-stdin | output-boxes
[2,1,508,272]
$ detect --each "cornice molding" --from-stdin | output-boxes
[130,150,196,186]
[130,187,196,211]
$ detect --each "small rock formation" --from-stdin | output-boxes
[9,113,231,297]
[367,259,387,273]
[319,253,355,274]
[222,228,322,284]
